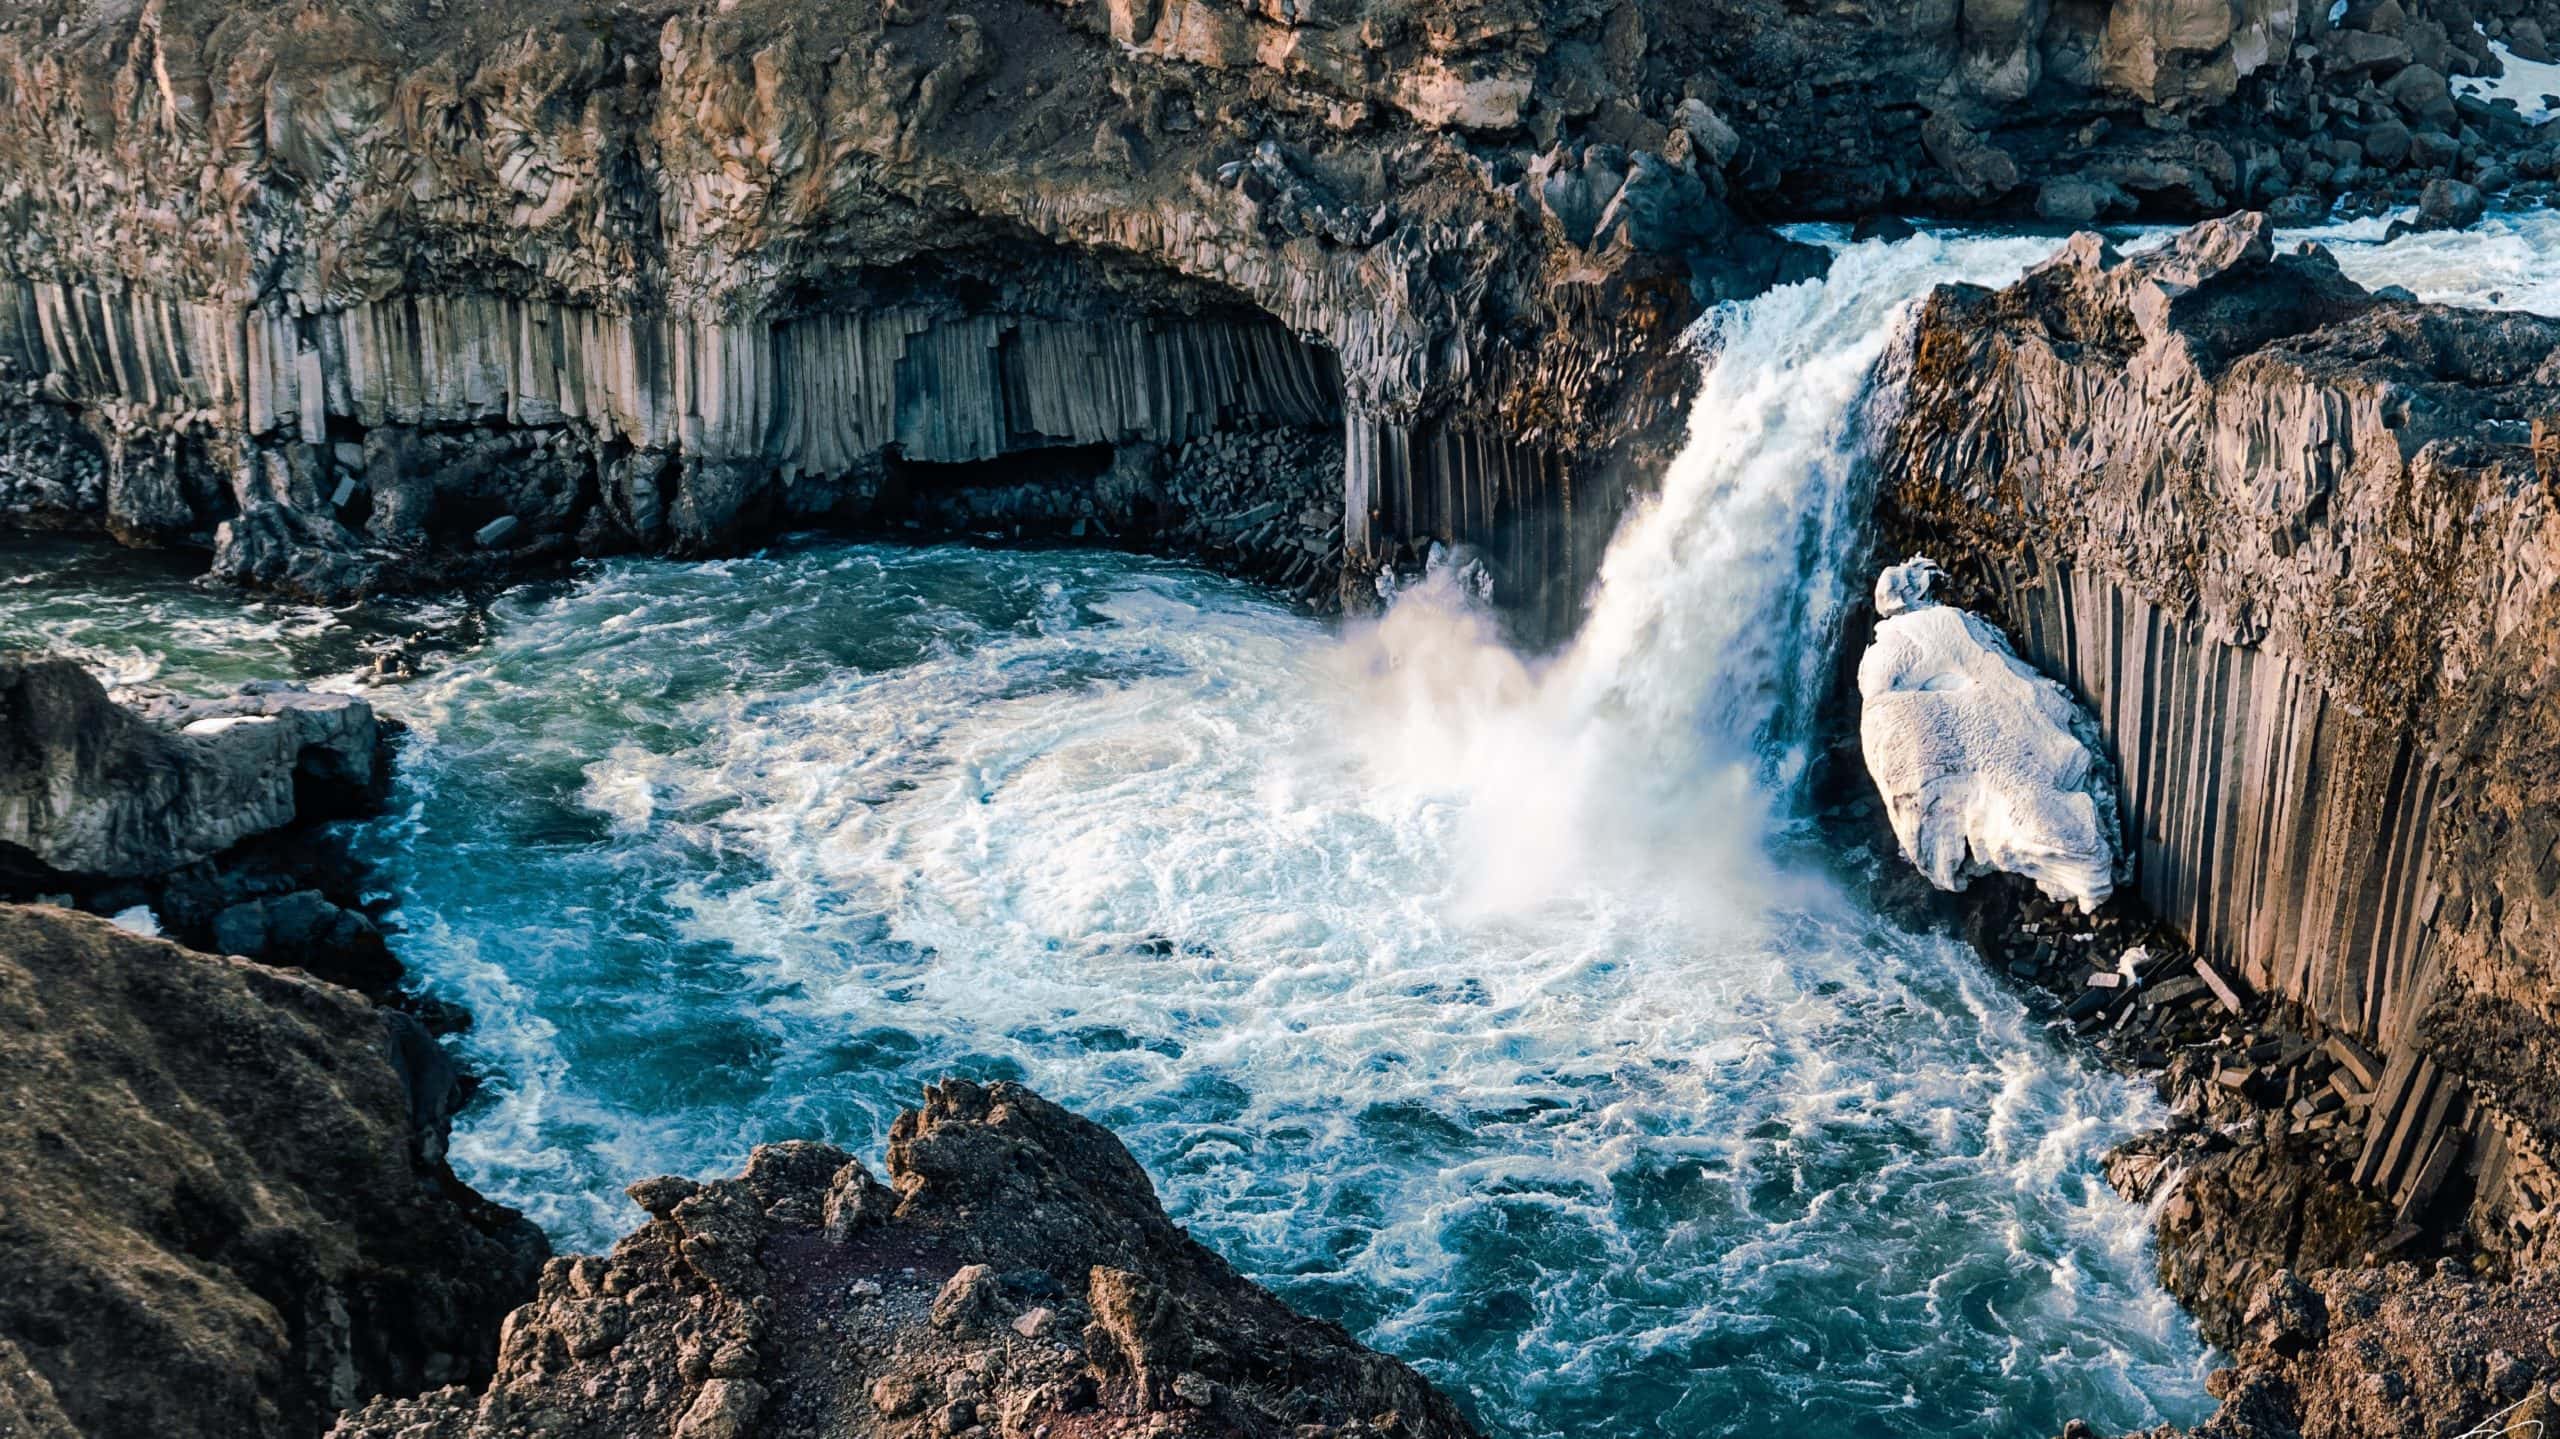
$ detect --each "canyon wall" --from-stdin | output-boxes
[6,0,2557,633]
[1877,213,2560,1277]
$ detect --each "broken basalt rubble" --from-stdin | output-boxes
[0,652,404,992]
[333,1078,1479,1439]
[0,903,545,1439]
[1920,880,2560,1439]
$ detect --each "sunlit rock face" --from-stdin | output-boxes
[1875,213,2560,1288]
[1858,557,2124,912]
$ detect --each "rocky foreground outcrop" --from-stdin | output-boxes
[0,904,544,1439]
[4,0,2558,634]
[1871,213,2560,1434]
[336,1078,1476,1439]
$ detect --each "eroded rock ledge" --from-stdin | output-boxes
[0,651,406,992]
[1871,212,2560,1436]
[335,1078,1478,1439]
[0,904,545,1439]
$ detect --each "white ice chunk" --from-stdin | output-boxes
[108,905,162,938]
[1858,558,2124,911]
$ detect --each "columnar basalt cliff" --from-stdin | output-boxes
[334,1079,1479,1439]
[1874,212,2560,1434]
[4,0,2557,636]
[0,903,545,1439]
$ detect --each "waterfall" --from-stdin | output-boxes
[1335,229,2066,914]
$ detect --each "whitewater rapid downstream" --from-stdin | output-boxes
[12,216,2550,1438]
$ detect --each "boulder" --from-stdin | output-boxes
[0,656,381,884]
[1920,112,2021,199]
[2407,127,2461,170]
[2384,63,2457,128]
[2412,175,2486,229]
[2361,116,2415,166]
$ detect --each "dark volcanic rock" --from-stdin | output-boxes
[335,1079,1477,1439]
[0,0,2550,633]
[0,654,381,884]
[2413,175,2488,230]
[0,904,543,1439]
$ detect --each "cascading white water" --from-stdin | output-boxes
[16,218,2551,1438]
[1331,230,2065,919]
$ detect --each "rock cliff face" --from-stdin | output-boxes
[4,0,2554,636]
[335,1078,1478,1439]
[0,903,545,1439]
[1874,211,2560,1432]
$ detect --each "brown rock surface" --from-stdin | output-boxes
[334,1078,1477,1439]
[0,903,544,1439]
[1,0,2548,633]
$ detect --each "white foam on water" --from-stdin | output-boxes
[2286,207,2560,315]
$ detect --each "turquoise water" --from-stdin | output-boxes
[0,528,2220,1439]
[15,206,2552,1438]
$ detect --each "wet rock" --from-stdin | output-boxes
[211,889,400,993]
[2413,175,2486,229]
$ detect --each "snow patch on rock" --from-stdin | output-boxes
[108,905,162,938]
[2458,33,2560,126]
[1858,558,2125,911]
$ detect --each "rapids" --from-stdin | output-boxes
[9,214,2550,1437]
